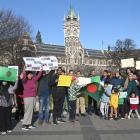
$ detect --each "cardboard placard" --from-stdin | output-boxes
[130,98,139,104]
[136,61,140,70]
[77,77,91,86]
[119,92,127,98]
[0,66,17,82]
[121,58,134,68]
[23,56,58,71]
[57,75,72,87]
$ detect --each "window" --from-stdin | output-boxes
[89,60,92,64]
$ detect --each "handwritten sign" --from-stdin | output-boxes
[136,61,140,70]
[121,58,134,68]
[119,92,127,98]
[130,98,139,104]
[23,56,58,71]
[40,56,58,70]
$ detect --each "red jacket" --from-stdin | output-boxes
[129,97,139,110]
[22,71,42,98]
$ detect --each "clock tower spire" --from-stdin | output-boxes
[64,5,84,67]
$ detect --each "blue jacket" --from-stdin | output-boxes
[110,77,124,88]
[100,85,112,103]
[37,75,50,97]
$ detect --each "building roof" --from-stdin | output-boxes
[35,43,65,57]
[35,43,106,59]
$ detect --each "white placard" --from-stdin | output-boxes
[119,92,127,98]
[130,98,139,104]
[77,77,91,86]
[121,58,135,68]
[23,56,58,71]
[40,56,58,70]
[8,66,19,76]
[23,57,42,71]
[136,61,140,70]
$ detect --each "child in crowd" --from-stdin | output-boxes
[68,79,84,123]
[118,86,126,119]
[109,87,119,120]
[100,81,112,120]
[128,92,140,119]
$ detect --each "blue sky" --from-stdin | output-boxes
[0,0,140,50]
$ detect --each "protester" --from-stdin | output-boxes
[50,67,66,124]
[109,87,119,120]
[68,78,83,123]
[124,68,134,90]
[21,67,43,131]
[118,86,126,119]
[110,71,124,88]
[37,71,51,125]
[15,76,24,121]
[100,81,112,120]
[0,80,18,135]
[128,92,140,119]
[87,70,97,115]
[76,71,86,117]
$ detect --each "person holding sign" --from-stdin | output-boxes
[21,66,43,131]
[0,80,18,135]
[128,92,140,119]
[125,73,139,116]
[37,71,51,125]
[50,67,66,125]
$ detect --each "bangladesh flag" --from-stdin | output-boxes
[0,66,17,82]
[82,82,104,102]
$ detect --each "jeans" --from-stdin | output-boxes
[69,100,76,120]
[38,96,50,122]
[100,102,109,117]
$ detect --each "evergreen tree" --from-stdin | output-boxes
[35,30,42,44]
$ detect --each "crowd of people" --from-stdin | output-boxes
[0,66,140,135]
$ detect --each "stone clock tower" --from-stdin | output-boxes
[64,6,84,67]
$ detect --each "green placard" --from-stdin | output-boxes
[0,66,17,82]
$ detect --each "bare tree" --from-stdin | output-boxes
[106,38,137,68]
[0,9,32,66]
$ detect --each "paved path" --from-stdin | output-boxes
[1,114,140,140]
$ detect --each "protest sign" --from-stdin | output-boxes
[40,56,58,70]
[23,57,41,71]
[121,58,134,68]
[77,77,91,86]
[136,61,140,70]
[119,92,127,98]
[130,98,139,104]
[57,75,72,87]
[8,66,19,76]
[23,56,58,71]
[0,66,17,82]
